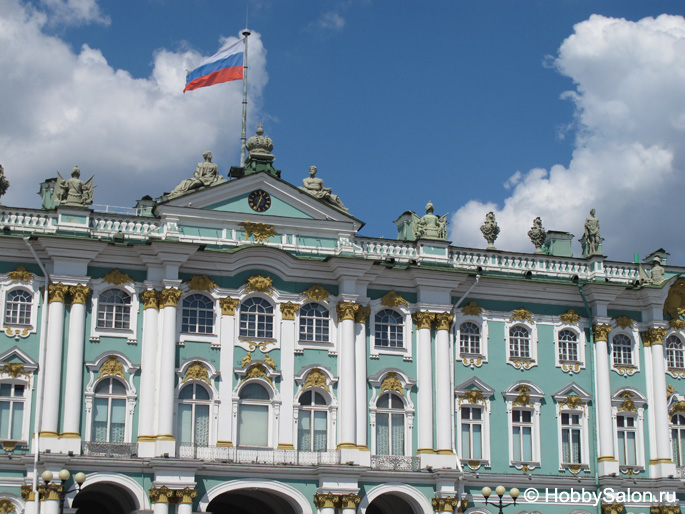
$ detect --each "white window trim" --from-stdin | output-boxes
[503,381,544,469]
[232,378,281,449]
[552,384,592,470]
[0,280,41,339]
[665,330,685,378]
[504,318,538,371]
[611,387,647,472]
[0,347,37,445]
[668,395,685,466]
[293,366,337,451]
[368,369,415,456]
[235,293,281,352]
[554,323,587,374]
[609,328,641,376]
[174,359,220,447]
[295,300,337,351]
[89,281,140,344]
[454,313,489,368]
[368,302,412,359]
[455,377,494,468]
[177,291,220,345]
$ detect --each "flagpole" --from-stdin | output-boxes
[240,29,251,167]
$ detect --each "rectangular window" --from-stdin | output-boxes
[617,415,637,465]
[238,404,269,447]
[461,407,483,459]
[561,412,582,464]
[512,409,533,462]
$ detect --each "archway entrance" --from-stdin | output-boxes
[366,493,417,514]
[207,490,299,514]
[73,483,137,514]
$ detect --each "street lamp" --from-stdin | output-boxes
[481,485,519,513]
[41,469,86,514]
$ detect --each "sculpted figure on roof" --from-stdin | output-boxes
[300,165,348,211]
[582,208,601,256]
[0,164,8,204]
[168,151,227,199]
[54,166,95,207]
[413,201,447,240]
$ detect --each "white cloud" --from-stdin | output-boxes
[40,0,110,26]
[0,0,268,210]
[449,14,685,263]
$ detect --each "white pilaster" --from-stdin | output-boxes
[355,309,370,450]
[336,302,358,449]
[42,499,60,514]
[153,501,169,514]
[177,502,193,514]
[278,302,298,449]
[414,311,435,455]
[434,313,454,455]
[137,288,160,457]
[217,297,238,448]
[594,323,619,476]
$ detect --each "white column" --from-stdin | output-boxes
[414,311,435,454]
[336,302,358,449]
[41,284,70,445]
[150,488,173,514]
[340,494,361,514]
[61,285,90,449]
[217,297,238,447]
[137,289,160,456]
[177,503,193,514]
[355,308,370,449]
[278,302,298,449]
[593,324,619,475]
[152,501,169,514]
[41,499,60,514]
[155,287,181,455]
[434,312,454,454]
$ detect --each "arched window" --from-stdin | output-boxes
[238,383,270,447]
[297,390,327,451]
[181,294,214,334]
[0,382,25,440]
[376,392,405,455]
[239,298,274,339]
[92,378,127,443]
[509,326,531,359]
[177,383,210,446]
[299,303,330,343]
[558,329,579,362]
[375,310,404,348]
[4,290,32,326]
[667,335,685,369]
[460,322,481,355]
[97,289,131,330]
[672,414,685,466]
[612,334,633,366]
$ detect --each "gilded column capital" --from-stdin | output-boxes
[355,305,370,324]
[337,302,359,321]
[176,487,198,504]
[412,311,435,330]
[159,288,182,308]
[44,484,62,501]
[650,505,681,514]
[20,485,34,501]
[47,283,70,304]
[432,497,458,512]
[339,494,361,510]
[220,296,239,315]
[313,492,340,509]
[149,486,174,504]
[641,327,668,347]
[280,302,299,321]
[69,284,91,304]
[141,289,160,310]
[434,312,454,331]
[592,323,613,343]
[600,503,624,514]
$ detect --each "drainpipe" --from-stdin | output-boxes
[577,284,600,513]
[24,238,50,514]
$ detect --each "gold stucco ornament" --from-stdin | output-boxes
[244,275,274,295]
[185,275,217,291]
[239,221,276,243]
[510,308,533,323]
[560,309,580,325]
[461,301,482,316]
[182,361,210,384]
[103,269,134,285]
[98,355,125,379]
[380,371,404,396]
[8,266,33,283]
[302,284,332,302]
[303,368,329,392]
[381,290,409,308]
[614,316,634,330]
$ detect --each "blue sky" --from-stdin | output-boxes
[2,0,685,263]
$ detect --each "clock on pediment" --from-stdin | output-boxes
[248,189,271,212]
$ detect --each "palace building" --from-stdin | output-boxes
[0,126,683,514]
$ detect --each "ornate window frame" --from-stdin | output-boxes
[84,352,139,443]
[174,359,219,447]
[504,315,538,370]
[368,369,415,456]
[503,381,544,469]
[90,279,140,343]
[455,377,494,469]
[665,331,685,378]
[554,312,587,374]
[177,291,219,345]
[609,327,640,376]
[0,347,37,446]
[552,383,592,471]
[611,387,647,473]
[454,306,489,368]
[0,278,40,340]
[296,301,337,350]
[236,293,280,349]
[293,366,337,451]
[232,365,281,449]
[669,400,685,467]
[369,301,412,359]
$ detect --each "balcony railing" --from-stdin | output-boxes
[177,445,341,465]
[83,442,137,458]
[370,455,421,471]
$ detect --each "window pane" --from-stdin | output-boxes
[522,426,532,461]
[93,398,108,442]
[513,427,521,461]
[195,405,209,446]
[298,411,311,450]
[178,404,192,444]
[472,423,482,459]
[10,402,23,440]
[238,405,268,446]
[314,411,327,451]
[391,414,404,456]
[0,402,9,438]
[110,400,126,443]
[376,413,389,456]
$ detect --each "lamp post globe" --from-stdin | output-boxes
[58,469,70,482]
[41,470,53,483]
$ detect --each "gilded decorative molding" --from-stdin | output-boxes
[457,389,484,409]
[561,362,581,374]
[461,356,483,368]
[241,352,253,368]
[412,311,435,330]
[1,363,30,382]
[339,494,361,510]
[510,359,535,371]
[8,266,33,283]
[615,366,637,377]
[669,400,685,416]
[159,287,182,308]
[69,284,91,305]
[432,497,459,512]
[560,309,581,325]
[239,221,276,243]
[243,363,272,385]
[641,327,667,347]
[141,289,160,310]
[102,269,134,285]
[650,505,681,514]
[264,353,276,369]
[98,355,125,379]
[336,301,359,321]
[182,361,210,384]
[667,384,676,399]
[355,305,370,324]
[149,486,175,504]
[220,297,239,315]
[567,464,583,475]
[313,493,339,510]
[513,386,532,407]
[0,498,15,514]
[20,485,34,502]
[44,484,62,501]
[434,312,453,331]
[670,318,685,331]
[614,316,634,330]
[664,278,685,319]
[381,290,409,308]
[244,275,274,295]
[246,341,271,352]
[2,326,31,338]
[302,284,331,302]
[600,502,624,514]
[618,392,637,412]
[280,302,299,320]
[185,274,217,292]
[176,487,198,504]
[560,395,583,410]
[461,301,482,316]
[592,324,613,342]
[380,371,404,396]
[47,283,69,304]
[303,368,329,392]
[510,308,533,323]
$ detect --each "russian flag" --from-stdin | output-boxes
[184,38,245,92]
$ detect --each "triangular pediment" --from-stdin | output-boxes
[0,346,38,369]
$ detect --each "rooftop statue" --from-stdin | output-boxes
[412,201,447,240]
[480,211,500,250]
[527,216,546,254]
[54,166,94,207]
[581,208,601,257]
[299,166,348,211]
[639,256,666,285]
[169,151,226,199]
[0,164,8,204]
